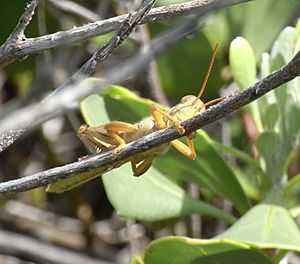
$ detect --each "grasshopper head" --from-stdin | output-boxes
[78,124,89,135]
[78,124,117,153]
[77,125,97,151]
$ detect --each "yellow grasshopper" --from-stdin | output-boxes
[78,44,225,177]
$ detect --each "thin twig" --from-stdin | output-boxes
[0,0,252,69]
[71,0,156,79]
[6,0,39,43]
[0,0,39,67]
[0,51,299,196]
[47,0,101,22]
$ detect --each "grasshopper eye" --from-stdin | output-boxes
[180,95,196,103]
[78,124,89,135]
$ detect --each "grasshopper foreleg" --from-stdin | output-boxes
[149,104,197,159]
[149,104,185,135]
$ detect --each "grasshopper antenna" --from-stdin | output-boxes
[196,43,219,100]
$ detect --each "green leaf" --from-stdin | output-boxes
[232,168,261,201]
[216,204,300,252]
[131,255,144,264]
[262,103,279,131]
[213,141,259,169]
[78,84,249,217]
[156,0,186,5]
[227,0,296,57]
[271,27,296,66]
[46,167,108,193]
[269,24,300,141]
[284,173,300,200]
[155,141,251,214]
[256,131,286,185]
[269,27,294,126]
[144,237,273,264]
[103,165,235,223]
[81,94,111,125]
[229,37,256,90]
[229,37,264,133]
[260,52,271,78]
[252,22,300,192]
[194,131,251,213]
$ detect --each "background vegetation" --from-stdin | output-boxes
[0,0,300,263]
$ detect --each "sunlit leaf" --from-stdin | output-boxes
[229,37,256,90]
[217,204,300,252]
[103,165,235,223]
[144,237,273,264]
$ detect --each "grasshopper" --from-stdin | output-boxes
[78,44,226,177]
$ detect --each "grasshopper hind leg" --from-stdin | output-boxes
[170,133,196,160]
[103,121,138,155]
[130,155,155,176]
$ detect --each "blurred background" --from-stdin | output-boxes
[0,0,299,263]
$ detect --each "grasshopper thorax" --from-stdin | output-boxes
[168,95,205,123]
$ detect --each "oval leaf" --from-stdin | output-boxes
[229,37,256,90]
[144,237,273,264]
[216,204,300,252]
[103,164,235,223]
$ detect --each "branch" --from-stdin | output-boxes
[0,128,25,153]
[0,0,252,69]
[0,0,39,68]
[6,0,39,43]
[0,51,299,196]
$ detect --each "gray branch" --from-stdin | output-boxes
[4,0,39,44]
[0,0,251,69]
[0,50,299,196]
[0,0,38,68]
[0,128,26,153]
